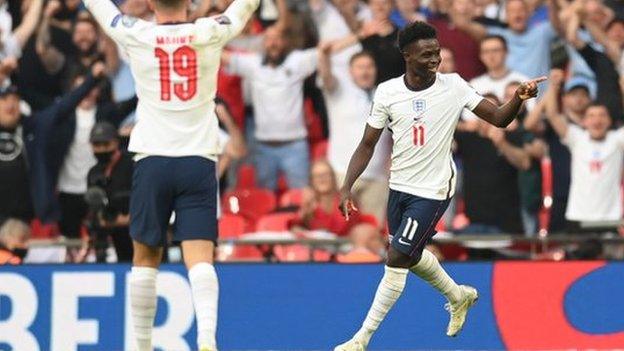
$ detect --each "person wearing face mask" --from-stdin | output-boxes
[0,218,31,265]
[86,122,134,262]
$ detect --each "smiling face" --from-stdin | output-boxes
[263,26,288,63]
[310,161,337,195]
[402,38,441,81]
[350,54,377,90]
[583,104,611,140]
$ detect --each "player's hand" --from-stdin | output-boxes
[44,0,61,18]
[339,188,358,221]
[91,61,106,78]
[516,76,548,100]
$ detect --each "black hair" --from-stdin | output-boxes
[397,21,437,52]
[349,51,376,66]
[606,18,624,31]
[481,34,508,51]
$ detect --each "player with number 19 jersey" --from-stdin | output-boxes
[84,0,258,159]
[368,72,483,201]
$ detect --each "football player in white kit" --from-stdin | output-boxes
[83,0,259,350]
[335,21,545,350]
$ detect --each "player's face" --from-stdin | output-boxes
[263,27,287,62]
[583,105,611,140]
[506,0,528,32]
[403,38,441,80]
[73,22,98,54]
[0,94,21,129]
[563,88,590,115]
[607,22,624,48]
[349,55,377,90]
[438,48,455,73]
[369,0,393,21]
[479,38,507,71]
[310,162,337,195]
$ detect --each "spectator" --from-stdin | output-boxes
[57,68,137,240]
[0,86,33,223]
[37,5,115,89]
[318,48,391,224]
[335,227,383,263]
[456,0,563,79]
[470,35,531,102]
[291,160,379,241]
[86,122,133,262]
[224,26,319,190]
[390,0,430,28]
[566,7,623,123]
[455,94,530,234]
[544,82,624,229]
[429,0,485,80]
[0,218,30,265]
[504,82,545,235]
[525,70,591,232]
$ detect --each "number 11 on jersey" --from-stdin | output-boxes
[413,124,425,146]
[154,45,198,101]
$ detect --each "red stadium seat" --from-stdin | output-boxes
[222,188,277,222]
[218,214,249,239]
[279,188,305,208]
[255,212,299,232]
[236,164,257,189]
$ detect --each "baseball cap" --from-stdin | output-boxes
[0,85,19,97]
[90,122,118,143]
[564,78,590,94]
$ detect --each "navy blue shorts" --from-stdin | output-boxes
[130,156,218,247]
[387,189,450,258]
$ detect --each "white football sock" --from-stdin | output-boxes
[354,266,408,345]
[129,266,158,351]
[410,249,462,303]
[188,262,219,349]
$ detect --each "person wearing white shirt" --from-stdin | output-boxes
[318,48,390,224]
[84,0,259,350]
[224,26,319,190]
[545,97,624,227]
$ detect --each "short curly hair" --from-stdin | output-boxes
[397,21,437,52]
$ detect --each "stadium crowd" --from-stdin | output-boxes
[1,0,624,264]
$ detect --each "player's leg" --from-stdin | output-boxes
[400,196,477,337]
[173,157,220,351]
[128,156,173,351]
[335,190,410,351]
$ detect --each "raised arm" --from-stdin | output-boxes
[473,77,547,128]
[317,42,337,92]
[272,0,291,32]
[543,69,569,139]
[339,125,383,219]
[215,0,261,42]
[453,14,488,41]
[547,0,565,37]
[83,0,122,29]
[13,0,43,48]
[36,0,66,74]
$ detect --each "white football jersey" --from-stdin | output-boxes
[367,73,484,200]
[84,0,259,158]
[563,125,624,221]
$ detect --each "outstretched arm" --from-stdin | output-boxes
[13,0,43,48]
[473,76,547,128]
[543,69,569,139]
[339,125,383,219]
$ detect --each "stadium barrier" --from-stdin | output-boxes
[1,262,624,350]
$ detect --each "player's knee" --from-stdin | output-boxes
[385,247,412,268]
[181,240,215,269]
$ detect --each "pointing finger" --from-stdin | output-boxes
[530,76,548,84]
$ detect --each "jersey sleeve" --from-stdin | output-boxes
[195,0,260,46]
[453,74,484,111]
[562,124,584,147]
[366,88,390,129]
[83,0,131,44]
